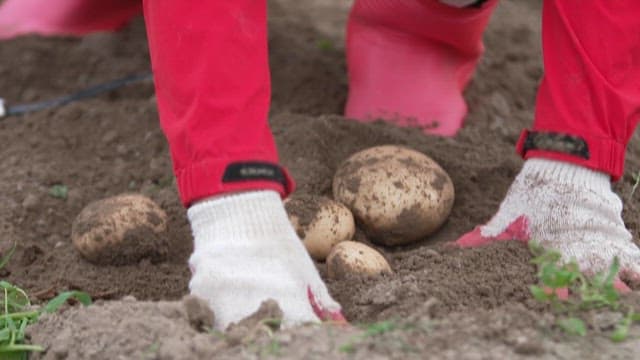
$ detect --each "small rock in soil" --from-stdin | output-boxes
[22,193,39,210]
[225,300,284,346]
[182,295,215,331]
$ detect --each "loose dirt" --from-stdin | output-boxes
[1,0,640,358]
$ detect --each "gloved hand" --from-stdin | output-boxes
[187,190,345,329]
[456,158,640,291]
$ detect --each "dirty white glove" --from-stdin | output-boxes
[187,190,345,329]
[457,158,640,285]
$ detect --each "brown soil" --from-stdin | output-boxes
[284,194,329,239]
[1,0,640,358]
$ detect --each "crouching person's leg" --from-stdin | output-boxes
[0,0,141,39]
[345,0,497,136]
[457,0,640,290]
[142,0,345,329]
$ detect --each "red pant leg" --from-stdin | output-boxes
[0,0,141,38]
[516,0,640,180]
[142,1,294,207]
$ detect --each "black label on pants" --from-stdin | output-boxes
[523,131,590,160]
[222,162,288,190]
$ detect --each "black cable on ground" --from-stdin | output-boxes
[0,72,153,119]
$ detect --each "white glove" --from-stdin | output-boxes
[457,158,640,285]
[187,190,344,329]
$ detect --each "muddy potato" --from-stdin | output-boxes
[333,145,454,246]
[72,194,169,265]
[284,194,355,261]
[327,241,392,279]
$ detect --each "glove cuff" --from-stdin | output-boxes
[187,190,292,248]
[521,158,611,192]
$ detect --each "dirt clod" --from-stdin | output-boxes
[225,300,284,346]
[182,295,215,332]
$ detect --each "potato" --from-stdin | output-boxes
[71,193,169,265]
[284,194,355,261]
[326,241,392,279]
[333,145,454,246]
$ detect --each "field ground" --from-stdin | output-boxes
[1,0,640,358]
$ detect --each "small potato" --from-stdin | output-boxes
[72,194,169,265]
[327,241,392,279]
[333,145,454,246]
[285,194,355,261]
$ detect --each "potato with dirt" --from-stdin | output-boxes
[326,241,392,279]
[71,194,169,265]
[284,194,355,261]
[333,145,454,246]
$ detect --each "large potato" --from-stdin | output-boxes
[284,194,355,261]
[72,194,169,265]
[327,241,392,279]
[333,145,454,246]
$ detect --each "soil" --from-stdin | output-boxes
[284,194,328,239]
[1,0,640,358]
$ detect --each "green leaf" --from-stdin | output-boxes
[43,291,92,314]
[629,170,640,200]
[339,342,356,354]
[611,311,636,342]
[0,242,16,270]
[0,351,28,360]
[1,285,31,313]
[530,285,550,302]
[48,185,68,199]
[0,327,11,342]
[552,269,576,288]
[557,317,587,336]
[539,264,559,286]
[362,321,396,337]
[611,322,630,342]
[528,241,545,257]
[603,258,620,288]
[316,39,334,51]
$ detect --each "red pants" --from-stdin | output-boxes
[143,1,294,207]
[141,0,640,206]
[3,1,635,206]
[515,1,640,182]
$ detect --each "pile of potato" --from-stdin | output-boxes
[70,145,454,278]
[286,145,454,278]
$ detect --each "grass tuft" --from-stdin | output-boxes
[629,170,640,201]
[0,243,92,358]
[528,242,638,341]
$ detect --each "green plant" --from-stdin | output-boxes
[48,184,68,200]
[528,242,639,341]
[316,39,334,51]
[629,170,640,201]
[0,243,92,358]
[141,342,160,359]
[339,320,398,353]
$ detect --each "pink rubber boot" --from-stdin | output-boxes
[345,0,498,136]
[0,0,141,39]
